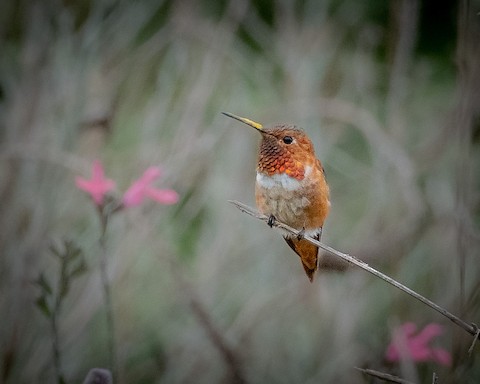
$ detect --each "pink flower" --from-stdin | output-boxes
[386,322,452,366]
[75,160,116,205]
[122,166,179,207]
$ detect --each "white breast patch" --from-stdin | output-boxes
[256,165,312,191]
[256,172,300,191]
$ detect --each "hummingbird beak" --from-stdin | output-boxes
[222,112,264,132]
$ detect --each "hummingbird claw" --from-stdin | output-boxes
[297,227,306,241]
[267,215,276,228]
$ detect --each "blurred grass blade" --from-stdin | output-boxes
[69,259,88,279]
[36,273,53,296]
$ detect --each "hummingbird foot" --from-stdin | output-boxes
[267,214,276,228]
[297,227,306,241]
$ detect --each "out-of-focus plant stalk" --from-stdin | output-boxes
[52,249,68,384]
[51,280,64,384]
[97,206,118,383]
[36,240,87,384]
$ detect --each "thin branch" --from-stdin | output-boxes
[355,367,415,384]
[229,200,479,343]
[468,326,480,356]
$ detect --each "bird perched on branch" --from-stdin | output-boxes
[223,112,330,281]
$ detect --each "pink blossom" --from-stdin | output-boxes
[75,160,115,205]
[386,322,452,366]
[122,166,179,207]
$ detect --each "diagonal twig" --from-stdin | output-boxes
[168,259,247,384]
[229,200,479,347]
[354,367,415,384]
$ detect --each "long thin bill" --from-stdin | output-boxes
[222,112,263,131]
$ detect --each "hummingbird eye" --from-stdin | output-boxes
[283,136,293,144]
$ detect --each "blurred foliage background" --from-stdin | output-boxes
[1,0,479,383]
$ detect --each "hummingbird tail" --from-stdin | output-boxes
[283,231,321,282]
[301,256,316,282]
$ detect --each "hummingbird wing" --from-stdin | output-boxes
[283,230,322,282]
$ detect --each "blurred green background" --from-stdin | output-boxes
[1,0,479,383]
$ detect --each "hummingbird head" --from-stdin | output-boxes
[222,112,316,180]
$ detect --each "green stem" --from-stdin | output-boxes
[52,267,65,383]
[98,207,118,382]
[50,306,64,384]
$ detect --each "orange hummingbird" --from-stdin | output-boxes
[223,112,330,282]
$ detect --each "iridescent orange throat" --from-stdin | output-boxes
[257,145,305,180]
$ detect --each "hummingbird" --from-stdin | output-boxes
[223,112,330,281]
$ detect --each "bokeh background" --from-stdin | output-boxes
[1,0,479,383]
